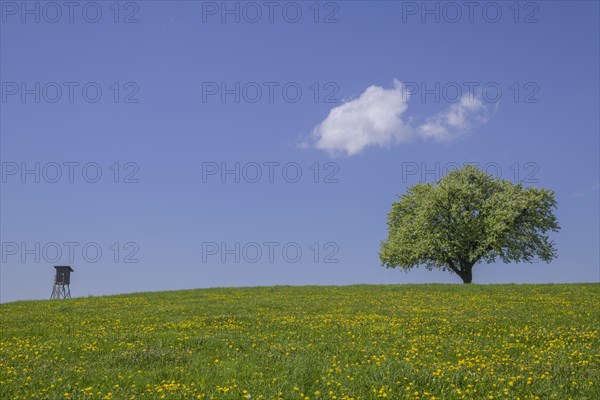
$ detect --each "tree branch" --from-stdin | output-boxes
[446,260,462,276]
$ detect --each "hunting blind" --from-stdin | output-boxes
[50,265,73,299]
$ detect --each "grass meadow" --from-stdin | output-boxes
[1,284,598,399]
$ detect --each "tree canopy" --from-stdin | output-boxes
[380,165,560,283]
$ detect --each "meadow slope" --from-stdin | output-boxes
[1,284,598,399]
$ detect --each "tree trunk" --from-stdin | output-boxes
[461,269,473,284]
[458,263,473,284]
[448,260,475,284]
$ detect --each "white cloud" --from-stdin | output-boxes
[416,94,492,141]
[310,80,413,156]
[307,80,494,156]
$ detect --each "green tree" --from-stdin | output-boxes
[380,165,560,283]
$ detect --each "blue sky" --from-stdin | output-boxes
[1,1,598,302]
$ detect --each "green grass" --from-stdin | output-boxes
[1,284,599,399]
